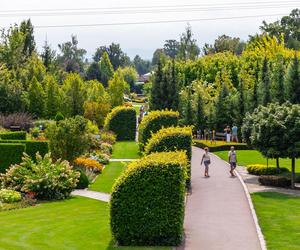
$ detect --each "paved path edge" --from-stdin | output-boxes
[213,154,267,250]
[71,189,110,202]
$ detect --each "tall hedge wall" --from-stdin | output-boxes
[0,131,26,140]
[0,143,26,172]
[138,110,179,151]
[0,140,49,159]
[104,106,136,141]
[111,151,187,246]
[145,126,192,186]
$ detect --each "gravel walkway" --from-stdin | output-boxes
[178,147,262,250]
[72,190,110,202]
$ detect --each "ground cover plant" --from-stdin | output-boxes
[252,192,300,250]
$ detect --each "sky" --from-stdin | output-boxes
[0,0,298,60]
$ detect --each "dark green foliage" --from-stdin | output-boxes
[258,175,291,187]
[215,84,230,130]
[260,58,271,106]
[55,112,64,122]
[193,140,250,152]
[104,106,136,141]
[110,152,187,246]
[272,58,286,104]
[138,110,179,151]
[0,131,26,140]
[0,140,48,159]
[195,93,206,129]
[0,143,25,172]
[150,58,164,110]
[85,62,101,81]
[285,54,300,104]
[247,165,289,175]
[76,170,89,189]
[145,126,192,186]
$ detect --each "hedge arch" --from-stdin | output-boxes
[144,126,192,186]
[110,151,187,246]
[138,110,179,151]
[104,106,136,141]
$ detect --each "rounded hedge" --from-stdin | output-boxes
[246,164,289,175]
[138,110,179,151]
[104,106,136,141]
[110,151,187,246]
[76,170,89,189]
[144,126,192,186]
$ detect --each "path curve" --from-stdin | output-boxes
[72,190,110,202]
[178,147,262,250]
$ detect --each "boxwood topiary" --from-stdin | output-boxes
[144,126,192,186]
[258,175,291,187]
[138,110,179,151]
[110,151,187,246]
[76,170,89,189]
[104,106,136,141]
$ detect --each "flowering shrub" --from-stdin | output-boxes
[90,152,110,165]
[100,131,116,145]
[0,153,79,200]
[100,143,113,155]
[0,189,21,203]
[74,157,103,172]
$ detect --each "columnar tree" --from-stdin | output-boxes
[272,57,286,104]
[99,52,114,87]
[108,69,126,108]
[285,53,300,104]
[260,57,271,106]
[28,77,45,117]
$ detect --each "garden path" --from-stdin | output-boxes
[72,190,110,202]
[178,147,263,250]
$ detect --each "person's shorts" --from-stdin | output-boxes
[204,160,210,168]
[230,162,236,168]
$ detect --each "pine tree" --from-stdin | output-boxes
[28,77,45,117]
[108,69,126,108]
[150,58,164,110]
[272,58,285,104]
[251,60,259,111]
[285,53,300,104]
[168,59,179,110]
[195,93,206,129]
[215,84,230,131]
[261,57,271,106]
[41,40,56,71]
[184,87,194,125]
[237,79,245,126]
[44,75,61,118]
[99,52,114,87]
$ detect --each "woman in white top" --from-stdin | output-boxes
[201,147,211,177]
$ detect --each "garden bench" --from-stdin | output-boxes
[215,132,225,141]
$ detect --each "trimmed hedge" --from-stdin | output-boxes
[145,126,192,186]
[138,110,179,151]
[104,106,136,141]
[0,140,49,159]
[111,151,187,246]
[247,164,289,175]
[0,131,26,140]
[258,175,291,187]
[0,143,25,173]
[193,140,250,152]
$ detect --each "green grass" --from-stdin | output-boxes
[89,162,128,193]
[252,192,300,250]
[0,196,170,250]
[214,150,300,173]
[111,141,140,159]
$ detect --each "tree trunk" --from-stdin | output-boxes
[276,158,280,173]
[291,158,295,189]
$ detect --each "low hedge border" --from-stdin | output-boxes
[193,140,250,152]
[138,110,179,151]
[144,126,192,186]
[258,175,291,187]
[0,131,26,140]
[104,106,136,141]
[247,164,289,175]
[111,151,187,246]
[0,140,49,159]
[0,143,26,173]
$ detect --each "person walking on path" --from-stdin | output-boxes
[201,147,211,177]
[228,146,237,177]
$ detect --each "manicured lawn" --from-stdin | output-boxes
[111,141,140,159]
[0,196,170,250]
[89,162,128,193]
[214,150,300,173]
[252,192,300,250]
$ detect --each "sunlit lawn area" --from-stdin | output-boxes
[214,150,300,173]
[89,162,128,193]
[252,192,300,250]
[111,141,140,159]
[0,196,170,250]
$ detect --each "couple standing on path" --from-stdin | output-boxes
[201,146,237,177]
